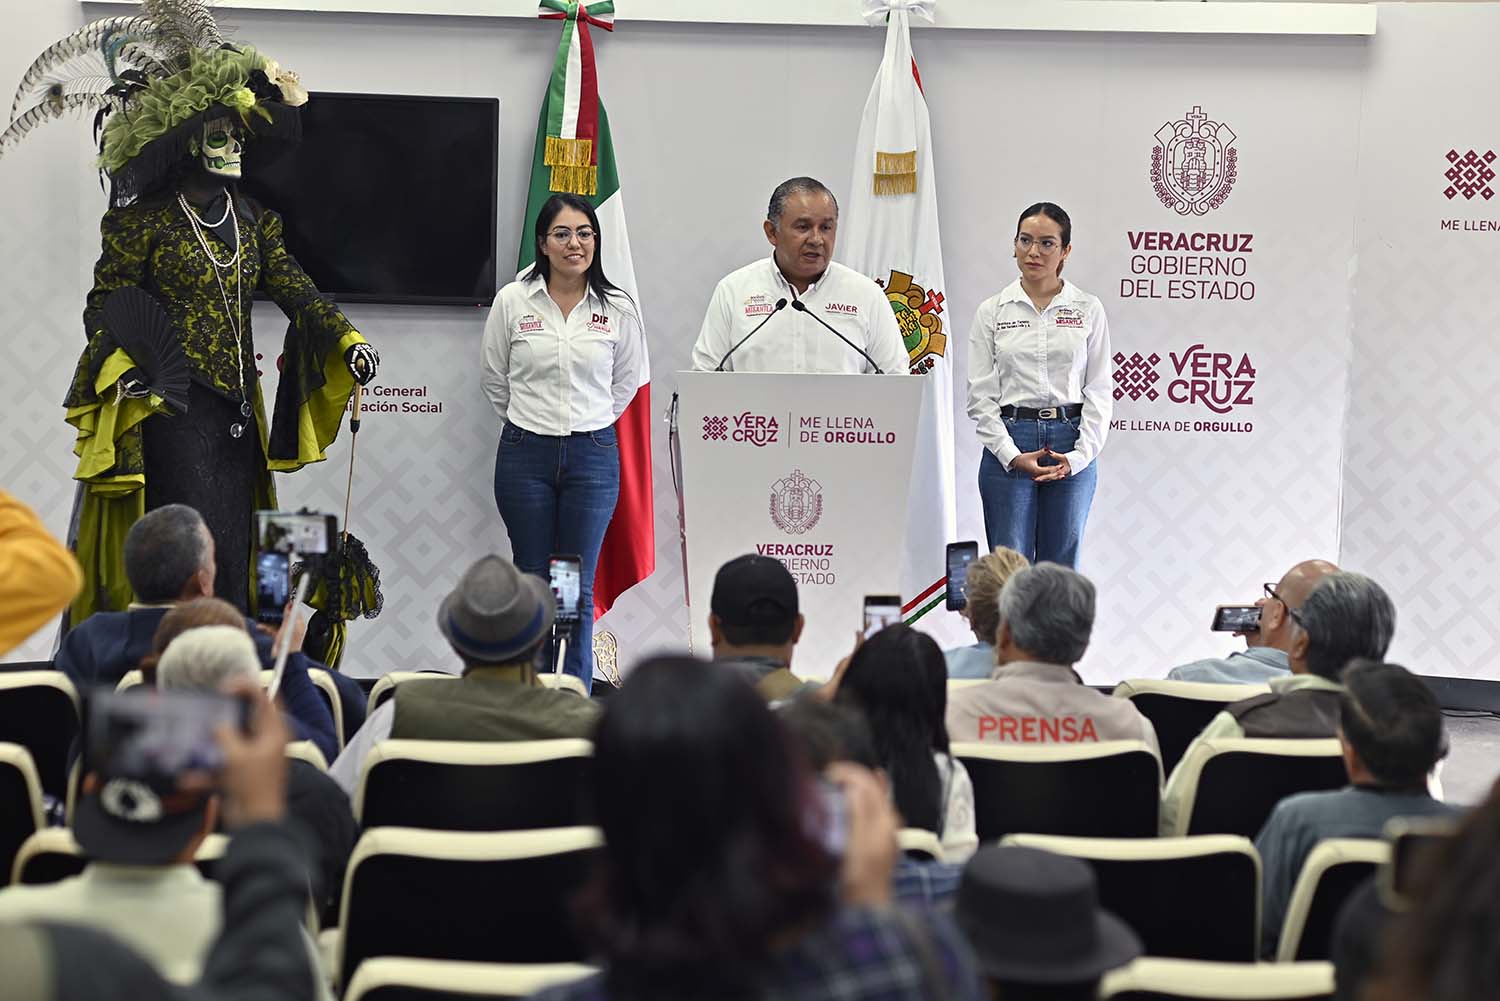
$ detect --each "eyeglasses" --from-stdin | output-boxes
[1015,235,1063,255]
[547,227,596,245]
[1263,582,1305,628]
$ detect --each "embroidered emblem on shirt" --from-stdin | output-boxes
[744,294,774,317]
[517,314,544,334]
[1053,309,1085,329]
[587,312,612,333]
[824,302,859,315]
[997,319,1033,331]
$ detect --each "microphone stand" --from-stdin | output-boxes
[666,391,693,654]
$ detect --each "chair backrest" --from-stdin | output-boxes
[307,670,347,749]
[13,828,229,886]
[1112,680,1270,774]
[0,742,44,886]
[896,828,943,861]
[367,671,458,716]
[286,740,330,772]
[953,740,1161,840]
[355,739,594,832]
[1101,958,1334,1001]
[338,827,603,989]
[1381,814,1459,912]
[1170,738,1347,837]
[1003,833,1261,961]
[947,678,989,692]
[538,673,588,697]
[1277,839,1389,962]
[0,671,80,800]
[115,669,144,691]
[344,958,597,1001]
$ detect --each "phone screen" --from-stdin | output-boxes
[550,555,582,623]
[254,511,337,625]
[1211,605,1261,632]
[863,595,903,638]
[945,542,980,611]
[84,688,246,782]
[255,551,290,626]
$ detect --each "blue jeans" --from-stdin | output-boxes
[977,417,1098,568]
[494,423,620,691]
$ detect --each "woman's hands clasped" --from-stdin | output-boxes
[1009,448,1072,482]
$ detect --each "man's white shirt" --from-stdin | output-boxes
[965,279,1113,472]
[691,256,908,375]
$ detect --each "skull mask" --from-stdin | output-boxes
[201,117,242,178]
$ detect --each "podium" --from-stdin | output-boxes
[675,371,924,677]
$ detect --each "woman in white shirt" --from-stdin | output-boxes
[480,194,645,690]
[966,202,1112,568]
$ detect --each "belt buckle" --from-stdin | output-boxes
[1037,407,1059,420]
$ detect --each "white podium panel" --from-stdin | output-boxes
[677,371,923,678]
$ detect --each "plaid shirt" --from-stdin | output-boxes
[891,859,964,909]
[529,906,982,1001]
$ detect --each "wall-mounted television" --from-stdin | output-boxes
[242,92,498,306]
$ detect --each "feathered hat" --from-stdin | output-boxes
[0,0,306,204]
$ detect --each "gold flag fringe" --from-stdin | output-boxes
[545,136,598,195]
[873,149,917,196]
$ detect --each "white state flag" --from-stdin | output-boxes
[842,0,960,638]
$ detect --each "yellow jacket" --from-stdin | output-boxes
[0,491,82,656]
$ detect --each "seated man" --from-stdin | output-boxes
[0,643,320,989]
[0,490,82,656]
[330,553,600,796]
[945,564,1160,757]
[53,504,353,761]
[945,547,1028,680]
[708,554,810,702]
[1160,571,1397,834]
[1168,559,1338,685]
[1257,660,1456,957]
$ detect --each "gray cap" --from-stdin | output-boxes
[436,555,555,663]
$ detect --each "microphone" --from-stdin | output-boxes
[715,298,789,371]
[790,299,886,374]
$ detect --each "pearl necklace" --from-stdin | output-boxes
[178,190,252,438]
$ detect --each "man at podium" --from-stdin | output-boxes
[690,177,907,375]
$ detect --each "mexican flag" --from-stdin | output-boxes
[841,1,958,632]
[520,0,654,619]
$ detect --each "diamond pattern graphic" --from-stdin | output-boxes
[1113,351,1163,402]
[702,414,728,441]
[1444,148,1496,201]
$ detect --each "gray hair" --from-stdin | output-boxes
[1298,571,1396,681]
[767,176,838,226]
[996,563,1095,666]
[156,625,260,692]
[123,504,211,602]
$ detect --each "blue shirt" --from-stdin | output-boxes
[1167,646,1290,685]
[944,642,995,680]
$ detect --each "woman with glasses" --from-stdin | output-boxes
[481,193,645,690]
[966,202,1112,568]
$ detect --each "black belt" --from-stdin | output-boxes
[1000,404,1083,420]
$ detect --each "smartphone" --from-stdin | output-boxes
[1211,604,1261,632]
[254,511,337,625]
[1381,816,1458,910]
[863,595,903,639]
[813,778,848,859]
[549,554,582,624]
[945,541,981,611]
[83,688,249,783]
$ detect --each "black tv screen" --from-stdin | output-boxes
[242,92,498,306]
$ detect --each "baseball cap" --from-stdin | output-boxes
[710,554,798,627]
[73,772,212,866]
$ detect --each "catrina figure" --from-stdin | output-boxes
[0,1,380,618]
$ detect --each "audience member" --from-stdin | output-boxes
[158,625,358,928]
[1255,660,1455,956]
[0,490,82,656]
[330,553,599,795]
[53,504,357,754]
[955,845,1142,1001]
[707,553,811,701]
[837,623,978,861]
[1168,559,1339,685]
[0,682,323,1001]
[1160,571,1397,833]
[780,697,964,907]
[529,657,982,1001]
[138,597,246,684]
[945,564,1160,757]
[945,546,1028,680]
[1362,781,1500,1001]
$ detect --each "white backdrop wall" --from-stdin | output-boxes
[2,3,1491,685]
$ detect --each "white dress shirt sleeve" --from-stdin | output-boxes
[868,288,909,375]
[329,701,395,799]
[1062,301,1114,474]
[610,296,646,420]
[479,291,513,423]
[966,299,1022,470]
[690,278,735,372]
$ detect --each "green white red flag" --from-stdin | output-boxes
[841,0,958,628]
[521,0,653,619]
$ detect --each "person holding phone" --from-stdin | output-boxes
[967,202,1111,568]
[482,194,645,691]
